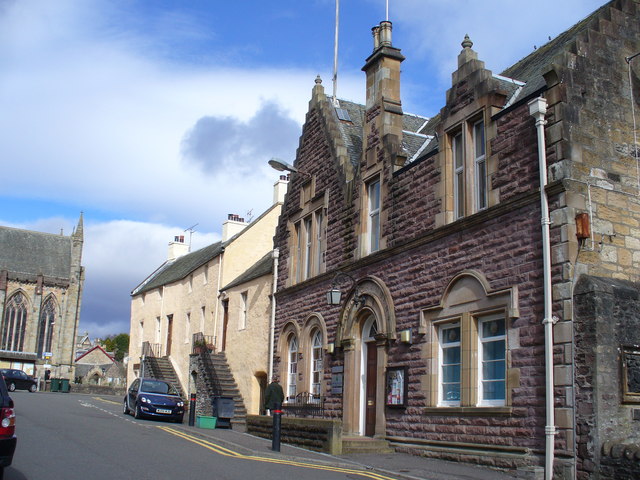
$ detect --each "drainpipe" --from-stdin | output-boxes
[529,97,556,480]
[268,248,279,383]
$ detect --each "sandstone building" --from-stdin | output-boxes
[270,1,640,478]
[0,215,85,381]
[128,178,286,415]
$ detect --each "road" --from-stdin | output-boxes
[6,391,395,480]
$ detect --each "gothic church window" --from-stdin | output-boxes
[2,292,28,352]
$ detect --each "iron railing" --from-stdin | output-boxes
[283,392,325,417]
[141,341,162,358]
[191,333,215,355]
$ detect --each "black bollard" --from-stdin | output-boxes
[188,393,196,427]
[271,402,282,452]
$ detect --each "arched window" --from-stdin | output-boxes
[310,330,323,398]
[37,297,56,357]
[287,335,298,399]
[2,293,28,351]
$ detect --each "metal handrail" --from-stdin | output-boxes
[141,341,163,358]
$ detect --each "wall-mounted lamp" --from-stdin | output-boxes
[326,342,335,354]
[399,329,412,344]
[268,158,310,177]
[326,271,364,307]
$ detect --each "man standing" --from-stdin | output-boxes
[264,375,284,415]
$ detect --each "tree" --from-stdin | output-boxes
[102,333,129,362]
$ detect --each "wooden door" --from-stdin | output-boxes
[222,300,229,352]
[365,341,377,436]
[166,315,173,356]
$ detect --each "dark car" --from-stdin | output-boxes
[0,370,36,393]
[123,378,184,423]
[0,376,16,479]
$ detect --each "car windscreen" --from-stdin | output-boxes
[140,380,178,396]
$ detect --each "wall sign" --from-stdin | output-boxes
[386,366,408,407]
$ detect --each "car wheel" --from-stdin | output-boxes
[7,383,15,392]
[134,403,143,419]
[174,414,184,424]
[123,400,130,415]
[29,383,37,393]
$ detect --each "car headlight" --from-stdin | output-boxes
[140,396,150,404]
[176,401,184,407]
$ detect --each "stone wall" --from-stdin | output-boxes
[246,415,342,454]
[573,275,640,479]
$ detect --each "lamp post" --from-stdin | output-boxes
[326,271,363,306]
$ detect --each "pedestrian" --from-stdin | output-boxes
[264,375,284,416]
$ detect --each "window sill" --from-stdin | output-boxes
[424,406,512,416]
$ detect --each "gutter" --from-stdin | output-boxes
[529,97,557,480]
[268,248,279,383]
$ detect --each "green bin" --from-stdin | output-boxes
[50,378,60,392]
[59,379,70,393]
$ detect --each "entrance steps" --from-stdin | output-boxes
[342,436,395,454]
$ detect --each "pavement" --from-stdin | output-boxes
[170,421,520,480]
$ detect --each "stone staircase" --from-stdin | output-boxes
[142,356,185,399]
[197,351,247,428]
[341,436,395,454]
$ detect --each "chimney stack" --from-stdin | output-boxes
[273,175,289,204]
[167,235,189,261]
[222,213,248,242]
[361,21,406,167]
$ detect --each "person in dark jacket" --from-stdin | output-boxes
[264,375,284,415]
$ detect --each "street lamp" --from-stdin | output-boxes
[268,158,310,177]
[326,271,364,307]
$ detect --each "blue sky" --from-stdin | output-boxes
[0,0,605,339]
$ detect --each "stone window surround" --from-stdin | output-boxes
[421,270,519,409]
[287,185,327,287]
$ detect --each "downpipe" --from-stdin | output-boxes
[529,97,557,480]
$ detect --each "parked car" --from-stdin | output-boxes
[0,376,16,479]
[123,378,184,423]
[0,370,36,393]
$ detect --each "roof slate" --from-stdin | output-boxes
[0,226,72,279]
[133,241,224,295]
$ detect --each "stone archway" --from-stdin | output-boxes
[336,276,395,437]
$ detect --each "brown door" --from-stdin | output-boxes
[221,300,229,352]
[365,341,377,436]
[166,315,173,356]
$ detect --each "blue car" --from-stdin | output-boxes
[123,378,184,423]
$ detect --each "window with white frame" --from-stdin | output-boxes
[452,132,464,220]
[449,115,487,219]
[287,335,298,399]
[310,330,323,398]
[439,323,461,406]
[473,120,487,211]
[239,291,248,330]
[436,314,506,407]
[367,179,381,253]
[292,210,325,284]
[155,316,161,343]
[185,312,191,343]
[478,315,506,405]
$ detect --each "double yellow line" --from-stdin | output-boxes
[158,426,399,480]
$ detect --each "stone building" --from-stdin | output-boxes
[75,345,125,386]
[271,1,639,478]
[128,178,286,408]
[0,215,84,381]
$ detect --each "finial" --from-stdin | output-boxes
[315,75,322,85]
[461,34,473,49]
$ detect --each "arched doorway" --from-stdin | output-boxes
[360,314,379,436]
[336,276,396,437]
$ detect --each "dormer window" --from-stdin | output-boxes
[367,178,381,254]
[449,115,488,219]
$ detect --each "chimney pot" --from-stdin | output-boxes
[372,26,380,50]
[379,21,392,47]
